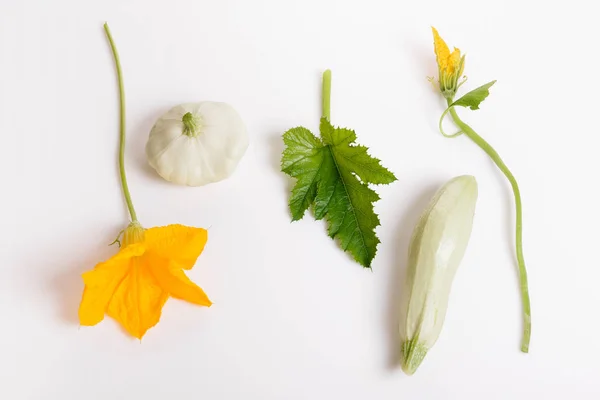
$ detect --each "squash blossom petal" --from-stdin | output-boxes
[432,27,466,98]
[79,223,212,339]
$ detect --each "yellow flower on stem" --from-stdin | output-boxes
[430,28,532,353]
[79,24,212,339]
[79,223,211,339]
[431,27,465,98]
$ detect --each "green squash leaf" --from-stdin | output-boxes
[451,80,497,110]
[281,117,397,268]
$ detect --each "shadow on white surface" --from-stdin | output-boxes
[485,155,522,284]
[401,35,436,85]
[47,227,122,326]
[130,106,174,184]
[267,132,294,204]
[51,261,89,325]
[384,184,439,370]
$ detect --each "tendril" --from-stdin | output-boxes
[438,107,463,138]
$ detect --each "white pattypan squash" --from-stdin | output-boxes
[146,102,248,186]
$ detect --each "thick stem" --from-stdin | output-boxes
[447,102,531,353]
[182,112,202,137]
[322,69,331,120]
[104,23,138,222]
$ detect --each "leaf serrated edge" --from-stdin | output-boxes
[323,146,376,268]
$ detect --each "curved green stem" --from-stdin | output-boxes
[104,23,138,222]
[438,107,463,138]
[322,69,331,120]
[447,101,531,353]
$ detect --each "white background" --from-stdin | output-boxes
[0,0,597,399]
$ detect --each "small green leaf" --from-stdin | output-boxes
[451,80,497,110]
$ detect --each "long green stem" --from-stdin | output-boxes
[322,69,331,120]
[447,101,531,353]
[104,23,138,222]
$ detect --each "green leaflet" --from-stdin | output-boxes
[450,80,497,110]
[281,127,324,221]
[281,117,396,268]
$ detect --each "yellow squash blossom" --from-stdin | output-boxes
[80,24,212,339]
[79,223,211,339]
[431,27,465,98]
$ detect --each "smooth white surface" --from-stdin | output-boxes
[0,1,598,399]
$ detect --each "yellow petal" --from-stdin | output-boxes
[147,252,212,306]
[432,27,450,70]
[145,224,208,270]
[106,256,168,339]
[448,47,461,74]
[78,244,145,326]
